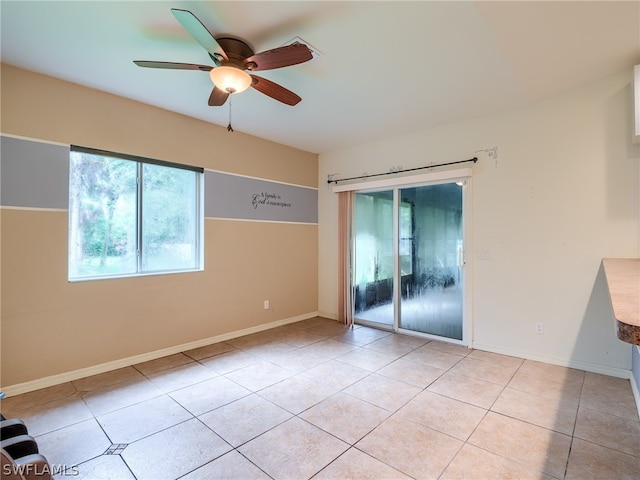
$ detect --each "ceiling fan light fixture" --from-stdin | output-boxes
[209,66,252,94]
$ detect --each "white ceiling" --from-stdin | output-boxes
[1,1,639,154]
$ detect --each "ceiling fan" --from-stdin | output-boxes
[134,8,313,107]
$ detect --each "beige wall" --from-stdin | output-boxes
[1,65,318,388]
[319,69,640,376]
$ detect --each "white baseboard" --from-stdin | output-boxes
[630,368,640,420]
[631,345,640,419]
[472,342,632,379]
[1,311,319,397]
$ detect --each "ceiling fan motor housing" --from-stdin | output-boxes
[215,37,256,70]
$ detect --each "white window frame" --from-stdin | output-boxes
[68,146,204,281]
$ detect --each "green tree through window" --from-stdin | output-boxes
[69,147,203,280]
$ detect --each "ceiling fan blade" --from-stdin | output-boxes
[250,75,301,106]
[208,86,229,106]
[171,8,228,64]
[134,61,212,71]
[243,43,312,71]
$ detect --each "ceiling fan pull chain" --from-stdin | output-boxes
[227,97,234,132]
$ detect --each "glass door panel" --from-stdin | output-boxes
[398,183,463,340]
[353,190,394,328]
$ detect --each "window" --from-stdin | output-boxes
[69,146,203,280]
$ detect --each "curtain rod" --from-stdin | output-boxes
[327,157,478,184]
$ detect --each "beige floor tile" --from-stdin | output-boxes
[394,391,486,441]
[329,325,393,346]
[292,317,338,331]
[97,395,192,443]
[239,417,349,480]
[225,331,279,350]
[72,367,144,392]
[404,345,465,370]
[466,349,524,369]
[3,394,93,437]
[0,382,77,412]
[334,347,401,371]
[300,360,370,390]
[12,319,640,480]
[241,341,301,361]
[427,372,504,409]
[224,360,294,391]
[250,328,286,340]
[274,329,327,347]
[180,450,271,479]
[300,316,332,324]
[580,373,638,420]
[225,330,278,349]
[183,341,237,360]
[450,357,520,385]
[258,374,339,414]
[440,443,555,480]
[300,392,390,444]
[392,333,432,349]
[81,377,164,416]
[565,438,640,480]
[72,367,145,393]
[468,411,571,479]
[199,394,292,447]
[265,326,296,338]
[134,353,195,376]
[169,375,251,416]
[121,418,231,480]
[268,349,332,373]
[344,373,421,412]
[298,339,360,358]
[74,454,136,480]
[583,371,633,390]
[199,349,260,374]
[491,386,578,435]
[304,322,351,339]
[145,362,219,393]
[424,340,471,357]
[356,416,463,479]
[518,359,585,383]
[574,406,640,456]
[377,357,446,388]
[364,334,428,356]
[313,447,413,479]
[35,418,111,467]
[258,324,292,337]
[508,368,583,406]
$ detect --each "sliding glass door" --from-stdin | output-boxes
[398,183,464,340]
[352,179,467,343]
[353,190,395,328]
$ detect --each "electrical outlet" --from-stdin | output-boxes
[535,322,544,334]
[263,300,270,310]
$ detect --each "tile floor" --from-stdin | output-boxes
[2,317,639,479]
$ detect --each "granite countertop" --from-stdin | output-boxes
[602,258,640,346]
